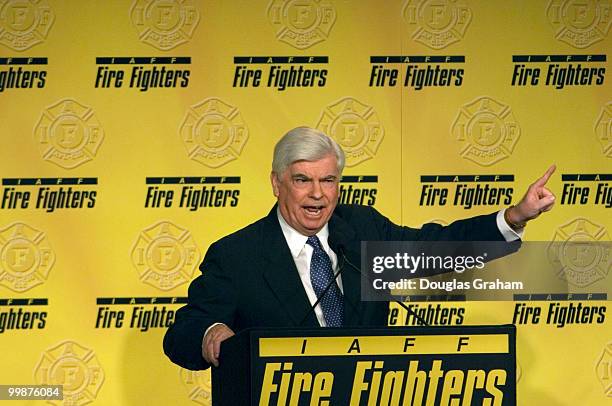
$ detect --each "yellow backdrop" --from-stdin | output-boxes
[0,0,610,404]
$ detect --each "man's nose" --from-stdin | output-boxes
[309,181,323,198]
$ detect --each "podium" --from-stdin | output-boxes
[212,325,516,405]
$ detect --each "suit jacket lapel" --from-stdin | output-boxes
[260,207,319,327]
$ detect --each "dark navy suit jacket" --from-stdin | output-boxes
[163,204,505,370]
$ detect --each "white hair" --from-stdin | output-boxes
[272,127,345,175]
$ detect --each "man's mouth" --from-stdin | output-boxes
[303,205,324,215]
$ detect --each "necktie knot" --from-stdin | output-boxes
[306,235,323,250]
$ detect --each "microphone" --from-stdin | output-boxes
[328,233,430,327]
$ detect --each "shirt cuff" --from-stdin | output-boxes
[497,209,523,241]
[203,322,226,341]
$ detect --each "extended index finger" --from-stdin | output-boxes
[534,164,556,187]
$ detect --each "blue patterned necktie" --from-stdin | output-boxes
[306,235,344,327]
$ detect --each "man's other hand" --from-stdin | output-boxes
[202,324,235,367]
[508,165,556,227]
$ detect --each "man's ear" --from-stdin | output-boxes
[270,172,280,197]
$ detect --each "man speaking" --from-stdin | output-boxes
[163,127,555,370]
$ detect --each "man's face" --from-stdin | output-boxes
[271,154,340,236]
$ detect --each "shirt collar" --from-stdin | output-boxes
[276,208,330,258]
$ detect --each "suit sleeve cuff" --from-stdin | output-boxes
[497,209,523,241]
